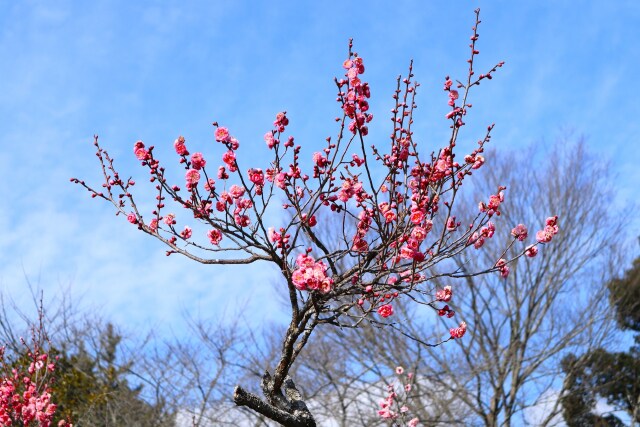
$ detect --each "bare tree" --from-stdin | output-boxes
[138,311,278,426]
[433,138,624,426]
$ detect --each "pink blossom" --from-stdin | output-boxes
[410,209,425,224]
[395,366,404,375]
[185,169,200,186]
[482,221,496,238]
[174,136,188,155]
[235,214,250,227]
[540,217,560,239]
[511,224,528,241]
[352,154,365,166]
[488,194,502,210]
[472,155,485,169]
[536,229,553,243]
[264,132,276,149]
[377,406,397,420]
[450,321,467,339]
[149,218,158,232]
[424,219,433,233]
[275,172,287,189]
[207,229,222,245]
[496,258,510,278]
[248,168,264,186]
[400,245,416,260]
[296,253,315,268]
[273,112,289,131]
[525,245,538,257]
[268,227,279,243]
[384,211,397,223]
[307,215,317,227]
[352,237,369,252]
[436,286,452,302]
[222,150,236,169]
[408,418,420,427]
[446,217,456,231]
[191,152,206,170]
[406,238,419,250]
[377,304,394,318]
[229,185,245,199]
[215,127,230,142]
[468,232,483,249]
[291,253,333,293]
[204,178,216,192]
[163,213,176,226]
[500,265,510,278]
[133,141,147,160]
[127,212,137,224]
[445,107,461,120]
[411,226,428,242]
[313,152,328,167]
[181,226,192,239]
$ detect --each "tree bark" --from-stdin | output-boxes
[233,372,316,427]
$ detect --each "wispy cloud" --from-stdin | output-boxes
[1,0,639,335]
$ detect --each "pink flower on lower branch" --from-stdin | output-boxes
[496,258,510,278]
[450,321,467,339]
[377,304,394,318]
[525,245,538,258]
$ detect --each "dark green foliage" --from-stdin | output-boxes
[52,323,175,427]
[562,256,640,425]
[608,257,640,332]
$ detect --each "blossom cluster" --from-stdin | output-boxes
[437,286,456,318]
[449,321,467,339]
[377,366,420,426]
[0,342,65,427]
[536,216,559,243]
[340,56,373,135]
[291,253,333,293]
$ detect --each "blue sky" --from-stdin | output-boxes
[1,0,639,334]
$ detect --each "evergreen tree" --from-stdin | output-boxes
[562,256,640,425]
